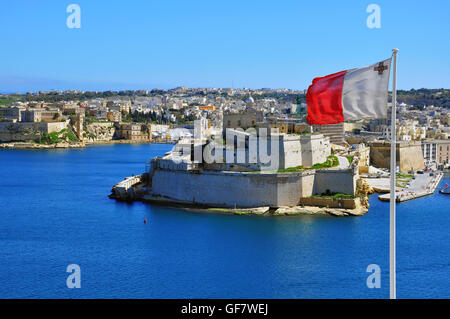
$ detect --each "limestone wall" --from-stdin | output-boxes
[313,168,357,195]
[300,134,330,167]
[0,121,68,142]
[400,143,425,172]
[148,166,356,208]
[369,141,424,172]
[84,122,115,142]
[280,138,302,169]
[149,169,316,208]
[300,197,360,209]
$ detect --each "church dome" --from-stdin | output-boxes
[245,95,254,103]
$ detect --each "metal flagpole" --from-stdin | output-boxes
[390,48,399,299]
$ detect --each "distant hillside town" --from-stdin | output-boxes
[0,87,449,170]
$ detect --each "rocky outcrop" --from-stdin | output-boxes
[84,123,116,142]
[356,178,373,208]
[273,206,367,216]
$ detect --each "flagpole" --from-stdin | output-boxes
[390,48,399,299]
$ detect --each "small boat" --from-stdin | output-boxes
[439,184,450,194]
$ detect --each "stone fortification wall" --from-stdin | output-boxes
[313,168,358,195]
[148,166,356,208]
[0,121,68,142]
[149,169,316,208]
[369,141,424,172]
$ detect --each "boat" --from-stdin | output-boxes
[439,184,450,194]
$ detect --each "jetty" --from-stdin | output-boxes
[109,174,148,201]
[378,172,443,202]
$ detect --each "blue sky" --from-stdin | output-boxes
[0,0,449,92]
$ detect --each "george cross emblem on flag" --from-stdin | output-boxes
[373,61,388,75]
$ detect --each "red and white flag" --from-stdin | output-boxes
[306,58,392,125]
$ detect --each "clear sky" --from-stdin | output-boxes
[0,0,449,92]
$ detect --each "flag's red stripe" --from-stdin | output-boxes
[306,70,346,125]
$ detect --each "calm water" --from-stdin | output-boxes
[0,144,448,299]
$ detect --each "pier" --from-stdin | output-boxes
[109,174,147,201]
[378,172,443,202]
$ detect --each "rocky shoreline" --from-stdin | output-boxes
[109,173,370,218]
[0,141,86,149]
[0,140,172,149]
[202,206,368,217]
[146,204,368,217]
[137,196,368,217]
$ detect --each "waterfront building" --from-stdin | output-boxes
[422,140,438,164]
[118,123,151,141]
[369,140,425,172]
[437,139,450,165]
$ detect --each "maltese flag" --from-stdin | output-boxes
[306,58,391,125]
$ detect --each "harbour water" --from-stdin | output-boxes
[0,143,448,299]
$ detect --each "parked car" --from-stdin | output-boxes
[417,170,424,174]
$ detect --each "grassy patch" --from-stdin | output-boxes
[252,155,340,173]
[311,155,339,169]
[277,165,304,173]
[36,128,78,144]
[395,173,413,188]
[84,115,111,124]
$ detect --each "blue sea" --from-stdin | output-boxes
[0,144,448,299]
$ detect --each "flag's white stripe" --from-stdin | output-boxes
[342,58,391,121]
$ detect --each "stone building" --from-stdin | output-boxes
[117,123,151,141]
[106,111,122,122]
[222,111,263,134]
[0,121,68,142]
[19,109,63,123]
[0,106,25,122]
[222,94,264,135]
[313,123,345,145]
[369,141,425,172]
[422,140,438,164]
[437,140,450,164]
